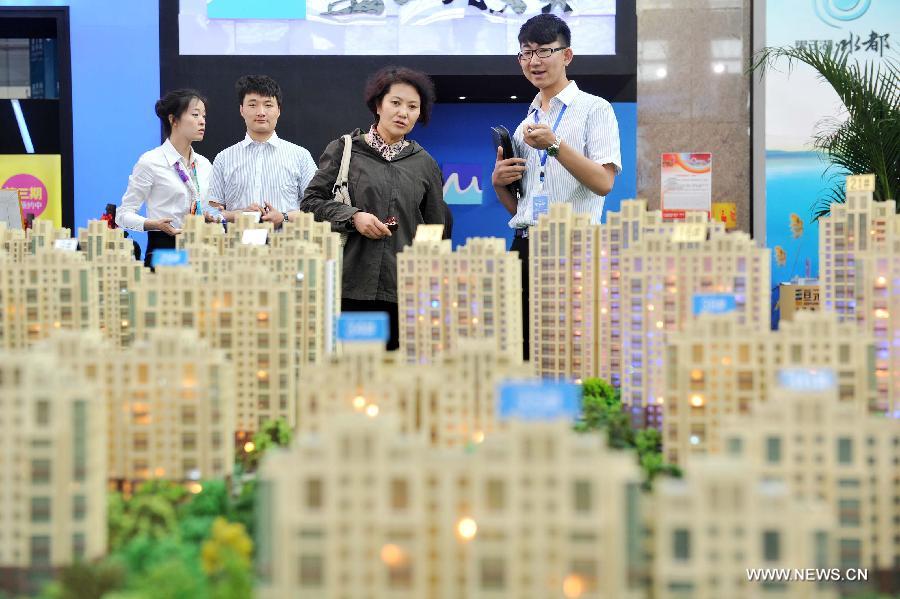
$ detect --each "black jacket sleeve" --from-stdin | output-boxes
[420,156,447,230]
[299,138,359,232]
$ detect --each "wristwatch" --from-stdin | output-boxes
[282,211,289,223]
[546,136,562,157]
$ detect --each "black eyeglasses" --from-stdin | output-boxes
[517,47,568,62]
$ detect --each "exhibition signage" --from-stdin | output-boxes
[777,368,836,392]
[0,154,62,228]
[497,381,581,422]
[150,249,189,268]
[336,312,389,343]
[53,238,78,251]
[241,228,269,246]
[660,152,711,220]
[692,293,737,316]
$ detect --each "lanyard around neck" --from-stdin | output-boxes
[173,160,200,212]
[533,103,568,179]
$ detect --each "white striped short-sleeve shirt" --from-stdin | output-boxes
[208,131,317,214]
[509,81,621,228]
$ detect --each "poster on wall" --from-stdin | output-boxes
[0,155,62,228]
[764,0,899,286]
[660,152,711,220]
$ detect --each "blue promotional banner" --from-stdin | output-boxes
[777,368,837,392]
[336,312,389,343]
[497,381,581,422]
[150,249,189,268]
[692,293,737,316]
[764,1,899,288]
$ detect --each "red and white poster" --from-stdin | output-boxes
[660,152,711,220]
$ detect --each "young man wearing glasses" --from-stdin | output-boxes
[491,13,621,361]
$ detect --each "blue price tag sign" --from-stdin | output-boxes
[692,293,736,316]
[777,368,836,392]
[337,312,389,343]
[150,249,189,268]
[497,381,581,422]
[532,194,550,220]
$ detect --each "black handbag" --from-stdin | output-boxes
[491,125,522,199]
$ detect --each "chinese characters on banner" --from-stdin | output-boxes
[660,152,712,221]
[0,155,62,228]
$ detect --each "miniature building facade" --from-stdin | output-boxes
[257,415,644,599]
[530,204,601,381]
[398,237,522,365]
[0,348,106,596]
[664,312,877,466]
[651,456,837,599]
[130,265,296,433]
[39,330,236,483]
[298,339,531,448]
[620,228,769,428]
[721,383,898,576]
[0,247,99,349]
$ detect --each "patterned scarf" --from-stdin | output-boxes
[366,124,409,161]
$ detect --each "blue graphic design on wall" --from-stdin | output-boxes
[416,101,636,249]
[442,163,483,205]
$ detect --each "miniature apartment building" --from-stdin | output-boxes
[664,311,878,466]
[620,228,769,428]
[26,219,70,254]
[297,339,531,448]
[720,380,898,577]
[39,329,236,484]
[597,200,723,387]
[0,221,28,262]
[177,214,228,255]
[529,204,601,381]
[129,264,296,433]
[398,236,522,365]
[0,247,99,349]
[75,222,146,348]
[179,215,337,361]
[256,415,644,599]
[77,220,136,259]
[651,455,837,599]
[0,347,107,597]
[818,179,897,320]
[852,214,900,416]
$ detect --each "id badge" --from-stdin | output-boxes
[532,194,550,221]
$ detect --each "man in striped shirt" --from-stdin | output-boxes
[209,75,317,227]
[491,14,622,360]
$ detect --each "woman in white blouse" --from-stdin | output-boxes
[116,89,211,267]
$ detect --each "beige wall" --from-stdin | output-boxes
[637,0,752,233]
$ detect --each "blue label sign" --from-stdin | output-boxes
[151,249,189,268]
[777,368,836,392]
[337,312,389,343]
[497,381,581,422]
[692,293,737,316]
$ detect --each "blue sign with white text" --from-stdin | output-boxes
[150,249,189,268]
[777,368,836,392]
[692,293,737,316]
[497,381,581,422]
[337,312,389,343]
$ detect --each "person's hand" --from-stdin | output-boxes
[145,218,182,236]
[523,123,557,150]
[260,202,285,228]
[352,212,391,239]
[491,146,526,188]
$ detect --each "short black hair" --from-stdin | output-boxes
[236,75,283,107]
[363,66,436,126]
[517,14,571,48]
[155,89,207,138]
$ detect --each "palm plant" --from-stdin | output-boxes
[751,46,899,219]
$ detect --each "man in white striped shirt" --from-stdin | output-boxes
[208,75,317,228]
[491,14,622,360]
